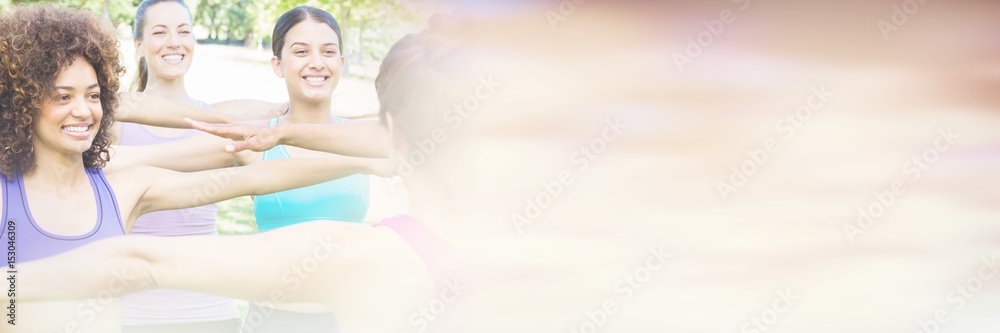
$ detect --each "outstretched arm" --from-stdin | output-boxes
[115,92,249,127]
[186,118,389,158]
[107,131,257,173]
[127,154,391,222]
[16,221,367,305]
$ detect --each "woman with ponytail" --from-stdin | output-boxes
[116,1,244,332]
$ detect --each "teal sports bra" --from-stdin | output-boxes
[253,117,370,232]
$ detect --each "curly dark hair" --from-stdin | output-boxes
[0,4,125,178]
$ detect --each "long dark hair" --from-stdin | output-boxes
[272,6,344,59]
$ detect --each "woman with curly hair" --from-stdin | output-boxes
[0,4,389,332]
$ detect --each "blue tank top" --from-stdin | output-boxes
[253,118,370,232]
[2,168,125,263]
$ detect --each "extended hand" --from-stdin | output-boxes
[184,118,280,152]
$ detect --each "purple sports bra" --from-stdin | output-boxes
[2,168,125,263]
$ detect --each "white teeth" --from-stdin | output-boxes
[163,55,183,61]
[305,77,326,83]
[63,126,88,133]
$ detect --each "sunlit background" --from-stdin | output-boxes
[3,0,1000,331]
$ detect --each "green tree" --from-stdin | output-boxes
[269,0,415,77]
[5,0,135,26]
[222,0,255,45]
[194,0,263,45]
[195,0,224,41]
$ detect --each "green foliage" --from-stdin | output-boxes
[2,0,417,77]
[192,0,414,75]
[216,196,258,235]
[276,0,415,76]
[4,0,136,27]
[194,0,223,40]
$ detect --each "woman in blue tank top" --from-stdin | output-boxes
[241,7,374,332]
[0,5,390,332]
[255,118,371,232]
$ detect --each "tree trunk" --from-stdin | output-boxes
[358,19,367,73]
[101,0,110,21]
[209,17,217,40]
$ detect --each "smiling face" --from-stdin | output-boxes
[135,1,194,82]
[33,56,104,157]
[271,19,344,103]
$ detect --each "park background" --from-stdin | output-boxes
[0,0,429,235]
[3,0,1000,331]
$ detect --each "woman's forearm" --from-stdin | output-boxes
[107,133,249,173]
[277,120,390,158]
[187,119,390,157]
[192,155,385,206]
[17,237,155,302]
[116,92,245,127]
[138,155,388,213]
[17,224,360,306]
